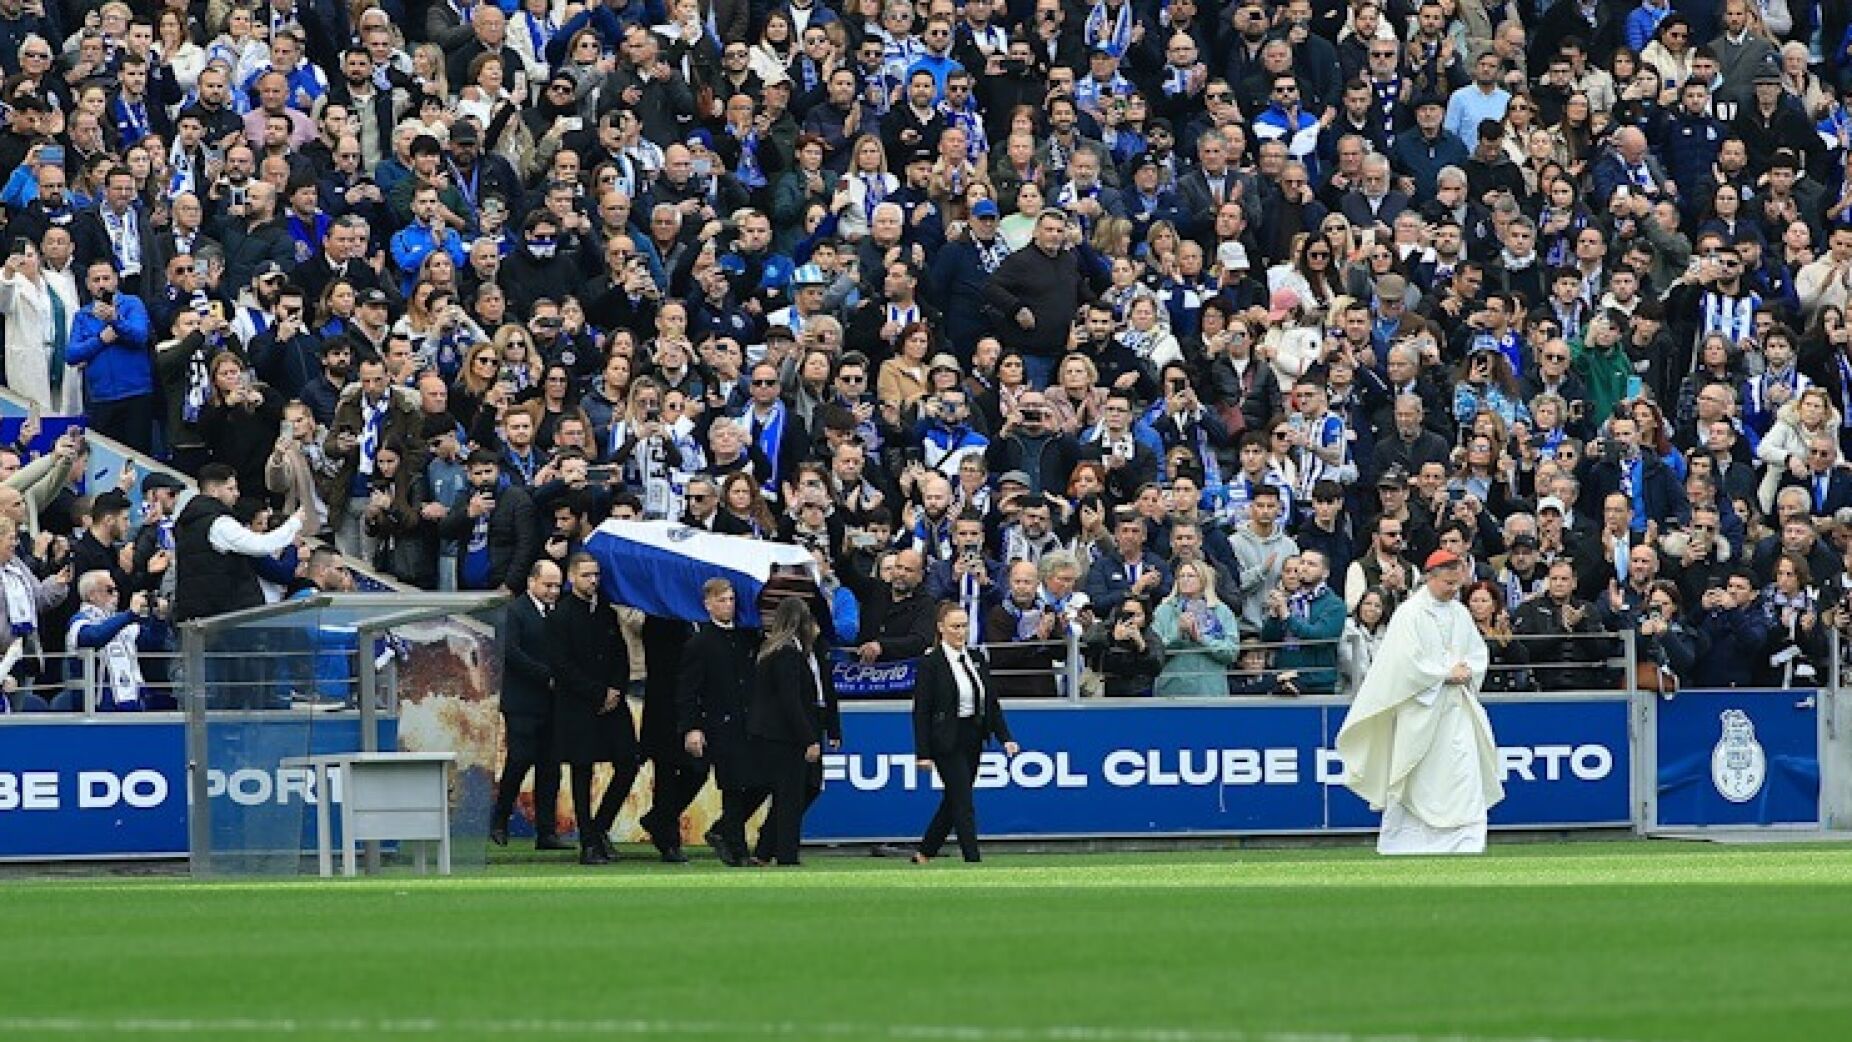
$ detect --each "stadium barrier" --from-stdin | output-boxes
[3,619,1845,860]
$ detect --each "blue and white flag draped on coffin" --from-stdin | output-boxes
[583,520,817,626]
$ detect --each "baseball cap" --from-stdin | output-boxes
[1217,242,1252,271]
[1376,465,1410,489]
[359,288,389,307]
[254,261,285,281]
[1537,496,1566,515]
[1267,287,1302,322]
[448,119,480,145]
[790,263,829,287]
[998,470,1032,488]
[971,198,1001,219]
[1509,534,1540,551]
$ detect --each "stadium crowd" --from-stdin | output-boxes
[7,0,1852,715]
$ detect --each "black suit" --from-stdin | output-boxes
[912,644,1014,862]
[637,614,706,852]
[677,619,763,857]
[548,592,639,851]
[492,595,563,843]
[748,642,826,865]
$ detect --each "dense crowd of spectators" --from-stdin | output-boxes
[5,0,1852,710]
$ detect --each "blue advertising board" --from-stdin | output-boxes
[0,717,393,860]
[1655,689,1820,828]
[807,696,1634,840]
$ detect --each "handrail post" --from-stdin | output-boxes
[1623,627,1639,699]
[1065,623,1082,701]
[81,650,97,716]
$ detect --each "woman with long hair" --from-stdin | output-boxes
[156,8,207,97]
[1675,333,1743,431]
[1270,232,1344,319]
[1452,350,1531,429]
[1338,586,1396,696]
[610,376,683,518]
[450,340,503,432]
[715,466,777,537]
[1152,559,1242,698]
[198,350,284,501]
[1641,16,1694,88]
[1549,92,1595,180]
[1764,552,1827,687]
[1757,387,1843,511]
[909,603,1018,864]
[877,322,935,412]
[314,278,359,342]
[833,134,897,243]
[1466,580,1532,692]
[360,439,436,587]
[750,596,833,866]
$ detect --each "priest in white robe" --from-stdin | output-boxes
[1336,548,1504,854]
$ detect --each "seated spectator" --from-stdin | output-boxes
[1465,579,1533,693]
[986,561,1061,698]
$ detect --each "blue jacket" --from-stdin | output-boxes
[68,294,155,403]
[389,222,466,296]
[1695,599,1773,689]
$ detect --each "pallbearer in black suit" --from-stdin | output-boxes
[489,560,571,851]
[637,613,703,863]
[911,604,1019,864]
[677,578,763,867]
[749,598,827,866]
[549,553,641,865]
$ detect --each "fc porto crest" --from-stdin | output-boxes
[1711,709,1767,804]
[666,525,699,543]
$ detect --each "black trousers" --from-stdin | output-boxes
[715,784,768,856]
[491,711,562,839]
[569,759,639,847]
[919,718,984,862]
[89,394,156,455]
[753,740,812,865]
[642,755,710,847]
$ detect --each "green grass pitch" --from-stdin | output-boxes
[5,842,1852,1042]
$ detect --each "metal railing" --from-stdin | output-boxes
[828,628,1662,701]
[0,646,378,718]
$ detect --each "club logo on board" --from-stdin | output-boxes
[1711,709,1767,804]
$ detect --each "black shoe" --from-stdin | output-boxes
[640,809,672,843]
[659,846,690,864]
[488,824,509,847]
[579,845,612,866]
[535,834,574,851]
[705,827,744,867]
[595,830,618,860]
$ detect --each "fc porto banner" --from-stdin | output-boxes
[827,650,919,698]
[584,520,815,626]
[1653,688,1821,828]
[806,696,1635,839]
[0,718,392,860]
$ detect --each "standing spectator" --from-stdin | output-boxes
[1514,559,1610,690]
[326,358,429,562]
[68,260,155,452]
[1083,597,1164,697]
[1260,549,1346,693]
[982,211,1095,386]
[1230,485,1299,634]
[1694,569,1775,687]
[440,451,538,595]
[0,515,68,711]
[0,241,80,415]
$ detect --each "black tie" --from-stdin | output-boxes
[959,653,983,719]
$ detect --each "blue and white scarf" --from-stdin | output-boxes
[1084,1,1133,57]
[750,400,788,493]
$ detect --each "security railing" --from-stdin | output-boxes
[828,628,1663,701]
[0,646,388,718]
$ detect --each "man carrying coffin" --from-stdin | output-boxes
[1335,548,1504,854]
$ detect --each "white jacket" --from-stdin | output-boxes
[0,271,81,414]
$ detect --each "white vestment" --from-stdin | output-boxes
[1335,585,1504,854]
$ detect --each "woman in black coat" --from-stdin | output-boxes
[910,603,1019,864]
[548,553,640,865]
[748,597,826,866]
